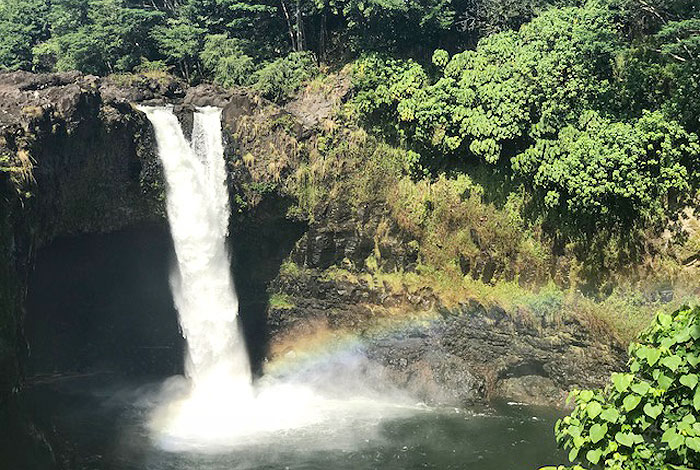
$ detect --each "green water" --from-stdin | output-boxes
[22,375,566,470]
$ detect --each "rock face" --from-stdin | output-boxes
[0,71,168,403]
[266,268,625,407]
[0,70,626,417]
[0,71,175,469]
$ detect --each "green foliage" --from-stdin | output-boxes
[513,110,699,234]
[151,17,203,81]
[351,2,700,250]
[0,0,50,70]
[134,57,169,74]
[461,0,546,36]
[351,53,428,132]
[252,51,318,102]
[354,6,620,162]
[555,305,700,470]
[268,292,295,309]
[32,0,162,75]
[200,34,255,87]
[340,0,457,52]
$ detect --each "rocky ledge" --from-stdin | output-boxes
[266,269,625,407]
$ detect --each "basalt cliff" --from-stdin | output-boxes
[0,71,625,467]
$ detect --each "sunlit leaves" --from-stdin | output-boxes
[351,4,699,240]
[555,306,700,470]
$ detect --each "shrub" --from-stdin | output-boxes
[554,305,700,470]
[252,51,318,102]
[199,34,255,88]
[134,57,168,74]
[512,110,699,235]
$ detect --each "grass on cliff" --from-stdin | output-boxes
[251,76,700,345]
[269,292,296,310]
[319,259,699,345]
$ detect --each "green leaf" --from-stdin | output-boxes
[612,373,633,393]
[631,381,651,395]
[661,355,683,372]
[687,436,700,452]
[662,428,685,450]
[623,394,642,412]
[587,401,602,419]
[643,403,663,419]
[646,348,662,366]
[615,431,636,447]
[694,388,700,411]
[658,313,672,328]
[658,374,674,390]
[673,329,691,344]
[586,448,603,465]
[681,374,699,389]
[682,413,696,425]
[568,447,579,462]
[690,324,700,340]
[590,423,608,444]
[688,354,700,367]
[578,390,594,403]
[600,408,620,423]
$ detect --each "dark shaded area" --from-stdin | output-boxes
[0,396,59,470]
[230,195,307,376]
[24,196,306,379]
[25,223,184,378]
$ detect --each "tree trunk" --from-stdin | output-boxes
[295,0,305,52]
[280,0,297,51]
[318,6,327,63]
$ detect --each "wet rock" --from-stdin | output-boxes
[268,270,626,407]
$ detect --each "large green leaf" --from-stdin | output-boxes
[615,431,638,447]
[586,448,603,465]
[680,374,699,390]
[661,355,683,372]
[623,394,641,412]
[662,428,685,450]
[612,373,633,393]
[643,403,663,419]
[600,407,620,423]
[587,401,602,419]
[589,423,607,444]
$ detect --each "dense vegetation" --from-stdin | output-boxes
[1,0,697,263]
[0,0,546,79]
[551,305,700,470]
[351,1,699,270]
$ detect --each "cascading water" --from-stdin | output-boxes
[140,106,415,451]
[139,106,258,444]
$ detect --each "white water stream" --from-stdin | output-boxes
[139,106,415,451]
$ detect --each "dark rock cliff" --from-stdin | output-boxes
[0,72,172,468]
[0,71,625,426]
[0,72,168,402]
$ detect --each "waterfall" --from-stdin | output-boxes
[140,106,258,443]
[139,106,413,450]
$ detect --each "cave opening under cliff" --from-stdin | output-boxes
[23,205,305,383]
